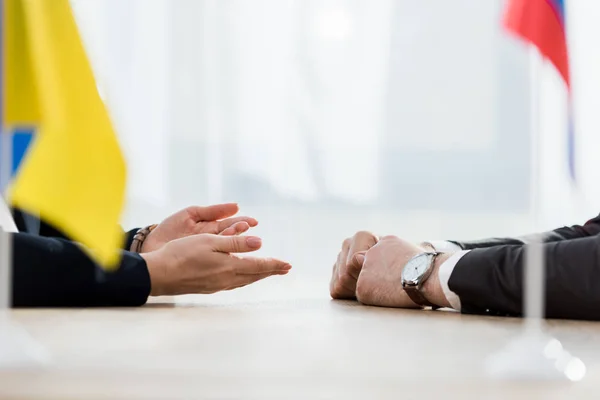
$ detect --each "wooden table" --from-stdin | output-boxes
[1,286,599,399]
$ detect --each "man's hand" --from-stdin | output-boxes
[142,203,258,253]
[330,231,378,299]
[356,235,451,308]
[142,234,291,296]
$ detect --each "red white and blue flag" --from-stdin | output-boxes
[503,0,574,182]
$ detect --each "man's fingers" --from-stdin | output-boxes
[216,216,258,233]
[233,256,292,274]
[210,235,263,253]
[347,251,366,278]
[337,248,349,279]
[187,203,239,222]
[219,221,250,236]
[346,231,377,269]
[331,232,375,300]
[342,238,351,252]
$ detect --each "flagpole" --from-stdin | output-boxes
[0,130,12,311]
[524,47,544,332]
[485,47,585,382]
[0,0,11,312]
[0,0,49,368]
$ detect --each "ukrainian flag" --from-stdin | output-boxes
[2,0,127,268]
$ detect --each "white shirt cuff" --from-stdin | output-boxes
[423,241,468,310]
[0,197,18,232]
[437,250,470,311]
[423,240,462,253]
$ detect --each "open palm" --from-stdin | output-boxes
[141,203,258,253]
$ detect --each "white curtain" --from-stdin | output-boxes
[68,0,600,246]
[71,0,170,227]
[537,1,600,229]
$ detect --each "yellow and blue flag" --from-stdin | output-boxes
[2,0,127,267]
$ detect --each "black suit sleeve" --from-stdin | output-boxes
[12,206,141,251]
[11,232,151,307]
[124,228,140,251]
[448,234,600,320]
[449,213,600,250]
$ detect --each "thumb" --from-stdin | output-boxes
[347,251,367,278]
[187,203,239,222]
[353,251,366,265]
[210,235,263,253]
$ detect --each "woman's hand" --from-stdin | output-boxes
[142,234,291,296]
[141,203,258,253]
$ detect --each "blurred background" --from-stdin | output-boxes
[70,0,600,300]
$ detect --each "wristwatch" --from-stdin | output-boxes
[401,252,441,309]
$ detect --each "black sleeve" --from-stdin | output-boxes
[448,234,600,320]
[124,228,140,251]
[11,232,151,308]
[12,207,141,251]
[449,213,600,250]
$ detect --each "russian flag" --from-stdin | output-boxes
[503,0,574,182]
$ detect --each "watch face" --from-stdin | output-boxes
[402,253,432,284]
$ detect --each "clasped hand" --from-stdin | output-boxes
[330,232,450,308]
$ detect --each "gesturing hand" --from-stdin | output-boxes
[142,203,258,253]
[142,234,291,296]
[330,231,378,299]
